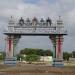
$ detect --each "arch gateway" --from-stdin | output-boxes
[4,16,67,67]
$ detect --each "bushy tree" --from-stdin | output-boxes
[20,48,38,55]
[72,51,75,58]
[0,52,5,60]
[20,48,53,56]
[17,54,22,60]
[25,54,40,64]
[63,52,71,61]
[43,50,53,56]
[17,54,26,61]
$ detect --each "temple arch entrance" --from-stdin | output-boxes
[4,16,67,67]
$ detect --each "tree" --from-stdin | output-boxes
[20,48,38,55]
[0,52,6,60]
[17,54,22,60]
[25,54,40,64]
[72,51,75,58]
[36,49,44,56]
[20,48,53,56]
[17,54,26,61]
[63,52,71,61]
[43,50,53,56]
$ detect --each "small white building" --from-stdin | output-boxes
[40,56,53,64]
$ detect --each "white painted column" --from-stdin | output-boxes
[6,36,14,58]
[56,36,63,59]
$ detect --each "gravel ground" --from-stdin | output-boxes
[0,63,75,75]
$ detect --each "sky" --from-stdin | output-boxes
[0,0,75,53]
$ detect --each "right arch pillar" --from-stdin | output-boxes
[49,34,64,67]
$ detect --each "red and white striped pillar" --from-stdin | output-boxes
[6,36,14,58]
[49,35,63,60]
[56,35,63,59]
[49,35,56,58]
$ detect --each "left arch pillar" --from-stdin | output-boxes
[5,35,21,65]
[5,35,21,58]
[6,36,14,58]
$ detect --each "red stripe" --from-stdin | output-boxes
[9,39,11,51]
[58,36,61,57]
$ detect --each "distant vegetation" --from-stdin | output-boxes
[25,54,40,64]
[63,52,72,61]
[72,51,75,58]
[17,48,53,63]
[17,48,75,62]
[0,49,75,62]
[0,52,5,61]
[19,48,53,56]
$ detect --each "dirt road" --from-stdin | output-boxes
[0,64,75,75]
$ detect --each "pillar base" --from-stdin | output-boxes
[4,57,17,66]
[52,58,64,67]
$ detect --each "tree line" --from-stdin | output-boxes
[17,48,53,63]
[0,49,75,62]
[20,48,53,56]
[17,48,75,62]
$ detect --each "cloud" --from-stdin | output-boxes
[0,0,75,52]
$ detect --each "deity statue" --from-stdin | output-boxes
[19,17,24,26]
[46,17,52,26]
[26,18,30,23]
[40,18,44,22]
[32,17,38,26]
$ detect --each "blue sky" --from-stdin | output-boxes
[0,0,75,53]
